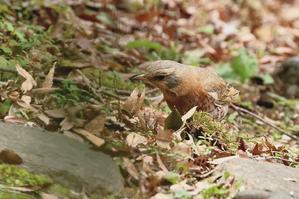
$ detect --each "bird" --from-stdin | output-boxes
[130,60,239,120]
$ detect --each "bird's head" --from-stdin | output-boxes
[130,60,184,95]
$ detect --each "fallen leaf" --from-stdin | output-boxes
[156,153,168,172]
[84,115,106,135]
[126,132,148,148]
[73,128,105,147]
[237,138,248,152]
[164,109,183,130]
[156,129,173,149]
[170,179,193,192]
[172,142,192,158]
[37,113,50,125]
[123,157,139,180]
[252,143,262,155]
[181,106,197,123]
[60,117,74,131]
[122,88,145,116]
[41,193,59,199]
[150,193,173,199]
[42,65,56,88]
[45,109,66,119]
[15,64,37,93]
[20,95,31,105]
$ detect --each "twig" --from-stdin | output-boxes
[230,103,299,141]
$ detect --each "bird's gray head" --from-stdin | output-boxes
[130,60,183,91]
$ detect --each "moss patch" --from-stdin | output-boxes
[0,164,51,187]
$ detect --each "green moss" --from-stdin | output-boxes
[201,184,229,199]
[0,191,34,199]
[0,164,52,187]
[191,112,224,136]
[47,184,83,199]
[48,184,70,197]
[191,112,240,151]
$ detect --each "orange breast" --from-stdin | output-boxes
[164,87,215,115]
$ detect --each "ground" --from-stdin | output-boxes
[0,0,298,198]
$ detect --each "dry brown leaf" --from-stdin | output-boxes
[37,113,50,125]
[8,91,20,102]
[156,129,173,149]
[42,65,55,88]
[20,95,31,105]
[255,26,273,42]
[170,180,194,192]
[32,88,61,94]
[122,157,139,180]
[156,153,168,172]
[126,132,148,148]
[4,115,26,124]
[15,64,37,93]
[281,7,299,21]
[45,109,66,119]
[73,128,105,147]
[41,193,59,199]
[150,193,172,199]
[122,88,145,116]
[84,115,106,135]
[172,142,192,158]
[60,117,74,131]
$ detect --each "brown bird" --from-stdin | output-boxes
[131,60,239,119]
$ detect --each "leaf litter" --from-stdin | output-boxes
[0,0,298,198]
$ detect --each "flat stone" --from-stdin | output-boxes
[214,157,299,199]
[0,122,124,195]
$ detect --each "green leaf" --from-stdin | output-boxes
[198,24,214,34]
[258,74,274,84]
[96,12,114,26]
[231,48,258,83]
[0,45,12,55]
[164,109,183,130]
[4,21,14,32]
[163,172,181,184]
[173,190,191,199]
[0,100,12,116]
[0,56,9,67]
[126,39,162,51]
[182,48,205,66]
[215,63,239,81]
[227,112,238,123]
[14,29,27,43]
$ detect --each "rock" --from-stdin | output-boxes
[276,56,299,98]
[214,157,299,199]
[0,122,124,196]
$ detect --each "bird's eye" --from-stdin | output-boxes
[153,75,166,80]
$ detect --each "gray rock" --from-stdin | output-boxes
[214,157,299,199]
[0,122,124,196]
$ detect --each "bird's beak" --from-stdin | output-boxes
[129,74,146,81]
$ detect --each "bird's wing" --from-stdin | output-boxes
[197,67,239,103]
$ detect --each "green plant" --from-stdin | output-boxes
[126,39,180,60]
[0,164,51,187]
[201,185,229,199]
[51,80,92,108]
[216,48,258,83]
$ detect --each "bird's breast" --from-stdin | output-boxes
[163,86,215,115]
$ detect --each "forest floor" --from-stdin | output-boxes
[0,0,299,198]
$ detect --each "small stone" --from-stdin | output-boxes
[0,149,23,165]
